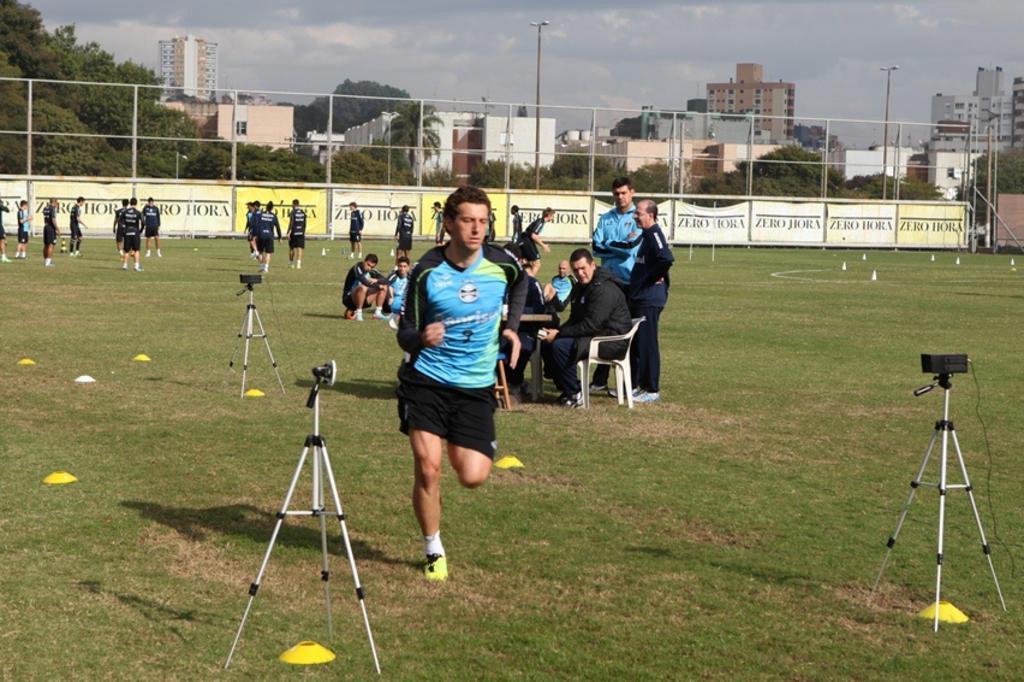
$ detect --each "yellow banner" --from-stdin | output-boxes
[135,183,232,234]
[897,204,966,247]
[420,193,448,239]
[31,181,134,235]
[332,191,420,237]
[0,181,27,230]
[236,187,327,234]
[511,194,592,240]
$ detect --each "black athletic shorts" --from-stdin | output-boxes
[289,235,306,249]
[123,234,141,253]
[349,231,362,243]
[342,282,381,310]
[0,225,5,239]
[18,229,29,244]
[145,225,159,238]
[115,228,124,243]
[43,226,57,246]
[520,239,540,262]
[397,237,412,251]
[70,226,82,239]
[257,237,275,254]
[397,366,497,458]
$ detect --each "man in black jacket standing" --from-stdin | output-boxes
[627,199,674,403]
[538,248,632,407]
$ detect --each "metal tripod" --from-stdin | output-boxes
[872,372,1006,631]
[224,376,381,673]
[228,282,285,398]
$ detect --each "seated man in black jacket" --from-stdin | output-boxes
[538,248,632,407]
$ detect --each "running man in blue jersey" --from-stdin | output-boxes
[396,185,526,581]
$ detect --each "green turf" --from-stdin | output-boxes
[1,239,1022,679]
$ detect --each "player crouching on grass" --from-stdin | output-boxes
[343,254,390,321]
[396,186,526,581]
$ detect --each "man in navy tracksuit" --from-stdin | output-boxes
[626,199,674,403]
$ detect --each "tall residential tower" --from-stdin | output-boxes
[159,35,218,100]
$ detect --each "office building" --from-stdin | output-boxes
[706,63,795,142]
[159,35,218,100]
[930,67,1012,152]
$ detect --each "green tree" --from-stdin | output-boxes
[698,145,844,198]
[841,174,941,200]
[972,151,1024,206]
[469,160,532,189]
[630,162,672,194]
[294,79,410,138]
[185,143,231,180]
[332,149,394,185]
[388,102,442,173]
[237,144,325,182]
[31,99,128,176]
[421,167,460,187]
[0,0,62,79]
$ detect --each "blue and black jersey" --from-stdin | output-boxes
[511,212,523,239]
[350,209,364,233]
[121,208,143,237]
[344,261,382,295]
[19,208,30,233]
[550,274,575,312]
[42,205,57,230]
[255,211,281,240]
[592,205,639,283]
[395,212,415,241]
[398,244,527,389]
[628,223,674,308]
[388,271,409,314]
[69,204,81,229]
[143,205,161,228]
[288,208,307,236]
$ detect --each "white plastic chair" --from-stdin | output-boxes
[577,317,645,409]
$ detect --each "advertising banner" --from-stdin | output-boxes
[32,181,133,236]
[332,191,420,238]
[751,201,825,243]
[825,203,897,246]
[896,204,966,247]
[135,183,232,234]
[0,180,27,229]
[235,187,327,235]
[511,194,591,241]
[673,201,749,244]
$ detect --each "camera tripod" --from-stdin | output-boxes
[228,281,285,398]
[225,368,381,673]
[872,372,1006,631]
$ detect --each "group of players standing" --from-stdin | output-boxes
[0,196,162,269]
[243,199,307,272]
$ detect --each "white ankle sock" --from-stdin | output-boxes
[424,532,445,557]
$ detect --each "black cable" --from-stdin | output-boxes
[970,359,1018,577]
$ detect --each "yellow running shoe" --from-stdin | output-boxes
[425,554,448,581]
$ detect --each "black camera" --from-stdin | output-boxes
[921,354,968,375]
[312,360,337,387]
[240,273,263,285]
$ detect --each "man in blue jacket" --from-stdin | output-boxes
[589,176,639,392]
[627,199,674,404]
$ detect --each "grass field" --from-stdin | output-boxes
[1,238,1022,680]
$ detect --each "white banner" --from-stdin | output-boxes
[751,201,825,243]
[673,201,749,244]
[825,203,897,245]
[0,181,27,231]
[332,191,421,237]
[136,183,233,234]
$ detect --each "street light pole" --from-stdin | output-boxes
[530,20,550,190]
[880,65,899,201]
[175,152,188,180]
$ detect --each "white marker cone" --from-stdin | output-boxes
[862,253,867,261]
[871,270,877,281]
[841,261,847,271]
[1011,258,1016,266]
[930,254,935,262]
[75,375,96,384]
[955,256,961,265]
[321,247,327,256]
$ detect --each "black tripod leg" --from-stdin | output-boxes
[320,442,382,675]
[225,446,311,669]
[872,427,940,594]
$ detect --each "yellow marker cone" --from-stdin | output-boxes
[43,471,78,485]
[278,641,335,665]
[918,601,969,624]
[133,354,151,362]
[17,357,36,366]
[495,455,524,469]
[244,388,265,398]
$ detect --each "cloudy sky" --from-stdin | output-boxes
[27,0,1024,142]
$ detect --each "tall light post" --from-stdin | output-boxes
[530,20,550,190]
[880,65,899,200]
[175,152,188,180]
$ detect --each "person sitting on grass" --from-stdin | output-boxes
[386,256,412,330]
[343,253,390,321]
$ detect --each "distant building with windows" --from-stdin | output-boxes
[159,35,218,100]
[930,67,1013,152]
[706,63,795,142]
[162,96,294,150]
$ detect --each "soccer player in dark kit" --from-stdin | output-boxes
[255,201,282,273]
[0,197,11,263]
[394,204,414,262]
[120,198,144,272]
[68,196,86,257]
[42,198,59,267]
[247,201,262,260]
[287,199,306,268]
[143,197,162,257]
[348,201,364,259]
[16,199,31,259]
[396,186,526,581]
[114,198,128,256]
